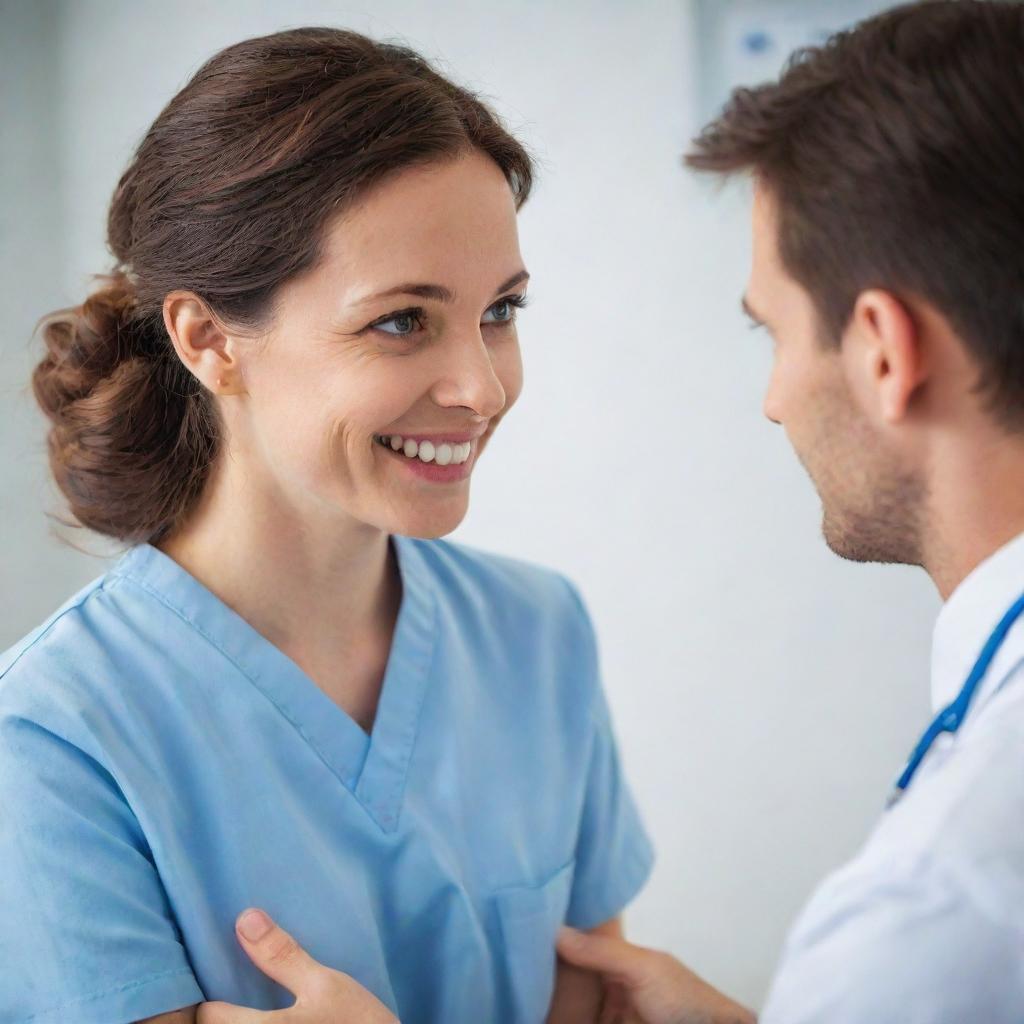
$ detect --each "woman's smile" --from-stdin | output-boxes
[374,431,481,484]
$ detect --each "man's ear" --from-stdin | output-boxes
[842,288,926,424]
[162,290,246,395]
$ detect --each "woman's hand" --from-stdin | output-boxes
[196,909,398,1024]
[556,927,756,1024]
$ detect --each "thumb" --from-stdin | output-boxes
[556,926,658,988]
[235,907,323,998]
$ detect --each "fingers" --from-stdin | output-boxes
[234,908,322,998]
[556,927,655,988]
[231,908,399,1023]
[195,1001,269,1024]
[598,981,630,1024]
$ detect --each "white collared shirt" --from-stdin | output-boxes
[761,531,1024,1023]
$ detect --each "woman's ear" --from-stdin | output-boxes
[163,290,246,395]
[842,289,926,424]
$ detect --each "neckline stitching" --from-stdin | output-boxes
[116,567,364,791]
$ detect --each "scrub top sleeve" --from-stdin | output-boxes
[558,577,655,931]
[760,855,1024,1024]
[0,713,204,1024]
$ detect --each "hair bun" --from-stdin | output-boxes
[31,269,213,544]
[35,270,159,405]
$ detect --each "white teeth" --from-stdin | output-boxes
[379,435,473,466]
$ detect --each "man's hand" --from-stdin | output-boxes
[556,927,756,1024]
[195,909,398,1024]
[547,917,628,1024]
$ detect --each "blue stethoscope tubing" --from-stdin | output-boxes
[887,589,1024,809]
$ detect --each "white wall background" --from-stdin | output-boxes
[2,0,938,1009]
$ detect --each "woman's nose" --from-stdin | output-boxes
[429,330,506,419]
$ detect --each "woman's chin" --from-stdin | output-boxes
[389,502,469,541]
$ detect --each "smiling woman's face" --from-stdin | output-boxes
[230,149,528,540]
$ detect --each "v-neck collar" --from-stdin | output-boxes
[112,533,437,834]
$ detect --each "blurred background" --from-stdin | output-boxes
[1,0,937,1010]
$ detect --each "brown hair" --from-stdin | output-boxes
[32,27,533,545]
[686,0,1024,429]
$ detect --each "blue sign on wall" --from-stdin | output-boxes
[694,0,897,122]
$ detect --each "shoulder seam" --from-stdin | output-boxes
[0,576,124,688]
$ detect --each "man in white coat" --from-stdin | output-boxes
[553,1,1024,1020]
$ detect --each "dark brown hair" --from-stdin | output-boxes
[687,0,1024,429]
[32,27,533,545]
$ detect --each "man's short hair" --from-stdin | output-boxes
[688,0,1024,430]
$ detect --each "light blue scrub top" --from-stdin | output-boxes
[0,535,654,1024]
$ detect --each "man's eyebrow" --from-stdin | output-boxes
[352,269,530,308]
[741,295,766,325]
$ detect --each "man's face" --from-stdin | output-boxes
[745,184,925,566]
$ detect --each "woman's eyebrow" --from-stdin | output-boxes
[350,269,530,308]
[494,269,530,296]
[353,282,454,305]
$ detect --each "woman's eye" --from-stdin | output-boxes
[482,299,516,325]
[375,312,421,336]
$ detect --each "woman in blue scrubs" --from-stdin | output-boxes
[0,26,653,1024]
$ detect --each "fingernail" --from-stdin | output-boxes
[558,926,582,944]
[237,908,272,941]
